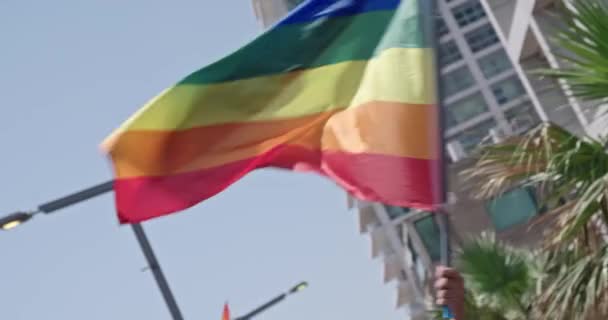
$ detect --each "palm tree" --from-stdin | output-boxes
[463,2,608,318]
[431,233,541,320]
[459,233,541,320]
[466,123,608,320]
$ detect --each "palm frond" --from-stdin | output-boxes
[465,123,608,245]
[538,0,608,102]
[457,233,536,319]
[430,292,509,320]
[538,245,608,320]
[555,175,608,244]
[464,123,607,197]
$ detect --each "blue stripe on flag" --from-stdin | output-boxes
[278,0,401,25]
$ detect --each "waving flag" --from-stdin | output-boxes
[103,0,441,223]
[222,303,230,320]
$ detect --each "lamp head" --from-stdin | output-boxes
[289,282,309,294]
[0,212,33,231]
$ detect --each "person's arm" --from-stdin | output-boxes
[434,266,465,320]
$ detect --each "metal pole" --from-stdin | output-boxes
[29,180,184,320]
[234,294,286,320]
[429,0,452,269]
[436,214,451,266]
[37,181,114,214]
[430,0,454,318]
[233,282,308,320]
[131,223,184,320]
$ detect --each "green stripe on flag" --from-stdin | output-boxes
[180,9,430,85]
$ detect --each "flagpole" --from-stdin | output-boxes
[435,213,453,319]
[429,0,454,318]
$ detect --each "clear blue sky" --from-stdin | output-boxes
[0,1,405,319]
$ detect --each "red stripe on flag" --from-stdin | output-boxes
[113,146,442,223]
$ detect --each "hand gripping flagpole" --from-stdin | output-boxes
[436,210,454,319]
[429,0,454,318]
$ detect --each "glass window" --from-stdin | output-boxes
[401,225,431,282]
[442,66,475,97]
[465,24,500,52]
[386,206,412,220]
[453,119,497,152]
[506,103,540,134]
[414,215,441,262]
[491,76,526,105]
[452,0,487,27]
[437,17,449,37]
[486,187,538,231]
[446,92,489,126]
[285,0,305,10]
[478,49,512,79]
[439,41,462,67]
[445,109,459,128]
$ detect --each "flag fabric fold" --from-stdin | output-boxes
[103,0,442,223]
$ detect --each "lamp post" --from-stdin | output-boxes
[234,281,309,320]
[1,181,184,320]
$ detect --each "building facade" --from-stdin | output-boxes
[250,0,594,318]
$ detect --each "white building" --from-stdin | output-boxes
[486,0,607,138]
[250,0,600,318]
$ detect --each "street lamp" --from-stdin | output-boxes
[234,281,309,320]
[1,181,184,320]
[3,182,309,320]
[0,211,35,230]
[289,281,308,294]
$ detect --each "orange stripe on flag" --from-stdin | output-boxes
[108,101,439,178]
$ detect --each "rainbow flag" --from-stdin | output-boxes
[222,303,230,320]
[103,0,442,223]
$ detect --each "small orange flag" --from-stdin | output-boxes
[222,303,230,320]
